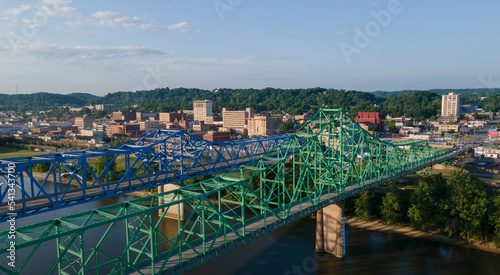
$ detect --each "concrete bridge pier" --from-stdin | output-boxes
[315,202,346,258]
[158,184,189,220]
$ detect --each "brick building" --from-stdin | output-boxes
[203,131,231,142]
[354,112,383,130]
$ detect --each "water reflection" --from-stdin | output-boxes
[187,217,500,275]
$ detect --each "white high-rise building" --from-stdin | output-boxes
[441,92,460,117]
[193,100,213,122]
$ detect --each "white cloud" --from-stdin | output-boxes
[159,56,300,68]
[34,0,75,17]
[224,56,254,65]
[69,11,197,33]
[336,30,351,35]
[7,42,167,60]
[165,22,197,33]
[4,4,31,16]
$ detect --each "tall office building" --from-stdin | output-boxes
[441,92,460,117]
[74,116,93,130]
[193,100,213,122]
[222,107,254,134]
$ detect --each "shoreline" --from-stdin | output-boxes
[346,217,500,255]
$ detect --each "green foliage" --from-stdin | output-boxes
[481,94,500,112]
[109,139,125,148]
[91,87,382,115]
[381,192,402,224]
[355,190,377,221]
[0,92,99,111]
[344,172,500,244]
[278,120,294,134]
[6,87,499,118]
[407,174,447,230]
[93,155,119,182]
[32,162,51,173]
[490,195,500,247]
[382,91,441,120]
[442,170,491,240]
[0,136,16,146]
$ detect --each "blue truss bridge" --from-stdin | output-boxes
[0,109,469,274]
[0,130,291,220]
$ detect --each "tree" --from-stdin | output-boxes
[54,109,65,121]
[404,120,414,127]
[407,174,447,230]
[32,162,51,173]
[278,120,294,134]
[355,190,377,221]
[93,155,118,182]
[442,170,491,240]
[109,139,125,147]
[381,192,402,224]
[490,195,500,246]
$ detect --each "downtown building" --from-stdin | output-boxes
[441,92,460,117]
[221,107,254,135]
[248,115,283,137]
[193,100,213,122]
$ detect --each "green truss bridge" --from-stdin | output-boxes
[0,109,464,274]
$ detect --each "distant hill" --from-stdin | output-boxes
[88,87,381,115]
[373,88,500,97]
[4,87,500,116]
[0,92,99,111]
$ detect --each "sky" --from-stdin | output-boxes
[0,0,500,96]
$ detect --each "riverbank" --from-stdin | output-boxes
[346,217,500,255]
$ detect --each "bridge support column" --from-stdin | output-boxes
[158,184,189,221]
[315,202,345,258]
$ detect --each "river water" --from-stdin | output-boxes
[187,217,500,275]
[2,194,500,274]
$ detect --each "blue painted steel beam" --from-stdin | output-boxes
[0,130,290,221]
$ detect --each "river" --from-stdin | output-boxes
[187,217,500,275]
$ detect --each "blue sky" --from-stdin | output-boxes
[1,0,499,96]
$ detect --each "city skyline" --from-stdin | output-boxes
[1,0,500,96]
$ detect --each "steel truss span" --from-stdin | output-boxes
[0,130,290,220]
[0,109,454,274]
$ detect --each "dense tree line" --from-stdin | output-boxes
[0,92,99,111]
[382,91,441,120]
[90,87,382,115]
[347,171,500,246]
[2,87,500,118]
